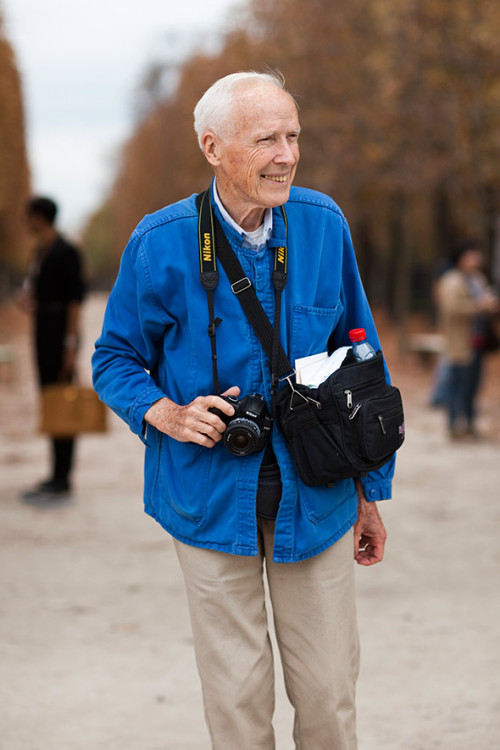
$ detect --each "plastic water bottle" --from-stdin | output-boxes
[349,328,376,361]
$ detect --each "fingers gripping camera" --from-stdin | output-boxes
[210,393,272,456]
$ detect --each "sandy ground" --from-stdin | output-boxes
[1,292,500,750]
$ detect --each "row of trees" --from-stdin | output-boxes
[85,0,499,322]
[0,12,30,297]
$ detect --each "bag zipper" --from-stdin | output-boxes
[348,402,363,420]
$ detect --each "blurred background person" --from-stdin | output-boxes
[429,256,453,409]
[18,197,86,500]
[436,238,499,440]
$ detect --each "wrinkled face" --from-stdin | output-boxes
[203,83,300,229]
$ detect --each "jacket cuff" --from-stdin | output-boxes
[129,386,167,442]
[360,480,392,502]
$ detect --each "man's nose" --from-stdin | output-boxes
[274,138,298,164]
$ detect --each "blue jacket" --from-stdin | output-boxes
[92,184,394,563]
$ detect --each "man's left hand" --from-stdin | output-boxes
[353,479,387,566]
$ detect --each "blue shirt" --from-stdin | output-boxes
[92,183,394,563]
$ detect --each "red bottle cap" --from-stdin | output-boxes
[348,328,366,342]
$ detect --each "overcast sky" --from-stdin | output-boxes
[3,0,240,233]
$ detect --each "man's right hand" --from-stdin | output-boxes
[144,386,241,447]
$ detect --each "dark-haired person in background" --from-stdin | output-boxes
[20,197,86,500]
[436,238,499,440]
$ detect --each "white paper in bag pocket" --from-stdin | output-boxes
[295,346,350,388]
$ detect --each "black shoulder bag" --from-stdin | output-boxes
[196,190,405,486]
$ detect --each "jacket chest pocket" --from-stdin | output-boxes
[291,303,343,362]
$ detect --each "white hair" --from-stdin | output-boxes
[193,71,290,149]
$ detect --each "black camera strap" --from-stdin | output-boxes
[197,190,222,394]
[196,189,293,401]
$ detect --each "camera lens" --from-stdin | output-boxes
[224,419,260,456]
[228,430,252,452]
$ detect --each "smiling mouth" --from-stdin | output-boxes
[263,175,288,183]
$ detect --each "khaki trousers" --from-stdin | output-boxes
[174,520,359,749]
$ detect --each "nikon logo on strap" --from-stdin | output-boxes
[202,232,213,263]
[276,246,286,270]
[198,191,218,285]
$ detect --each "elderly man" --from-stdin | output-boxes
[93,71,394,749]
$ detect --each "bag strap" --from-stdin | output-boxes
[196,190,294,387]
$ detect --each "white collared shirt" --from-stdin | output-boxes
[213,180,273,250]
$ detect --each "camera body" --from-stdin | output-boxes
[210,393,272,456]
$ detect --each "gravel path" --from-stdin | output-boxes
[1,293,499,749]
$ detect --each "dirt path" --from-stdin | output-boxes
[1,293,499,749]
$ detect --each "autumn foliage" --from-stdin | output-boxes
[84,0,500,315]
[0,13,30,294]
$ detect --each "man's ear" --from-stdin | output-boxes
[201,132,221,166]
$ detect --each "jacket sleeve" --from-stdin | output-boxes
[333,217,395,501]
[92,231,172,439]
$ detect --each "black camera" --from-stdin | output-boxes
[210,393,272,456]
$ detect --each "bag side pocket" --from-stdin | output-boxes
[343,386,405,467]
[359,388,405,461]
